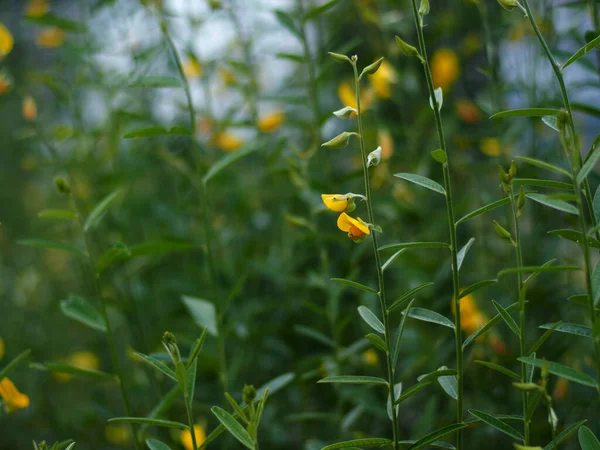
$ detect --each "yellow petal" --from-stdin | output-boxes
[213,131,244,152]
[181,424,207,450]
[0,23,14,57]
[431,49,459,90]
[321,194,348,213]
[22,96,37,121]
[337,213,370,238]
[26,0,50,18]
[368,60,397,99]
[36,27,65,48]
[68,351,100,371]
[480,138,501,156]
[0,378,29,413]
[105,424,132,446]
[183,60,202,79]
[257,111,285,133]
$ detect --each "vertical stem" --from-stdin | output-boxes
[509,187,529,444]
[185,397,198,450]
[409,3,463,447]
[352,61,399,450]
[521,0,600,393]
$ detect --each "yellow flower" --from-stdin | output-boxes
[455,99,480,124]
[0,23,14,58]
[368,60,397,99]
[338,80,373,112]
[22,96,37,121]
[453,293,505,354]
[337,212,370,242]
[0,378,30,412]
[257,111,285,133]
[322,194,354,213]
[105,424,131,446]
[183,60,202,79]
[36,27,65,48]
[26,0,49,18]
[431,49,459,90]
[0,337,4,360]
[480,138,501,157]
[181,424,207,450]
[54,351,100,383]
[220,68,237,85]
[212,131,243,152]
[362,349,379,366]
[378,129,394,160]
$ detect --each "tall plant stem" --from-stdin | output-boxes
[185,395,198,450]
[158,15,230,393]
[43,141,141,450]
[508,186,529,444]
[521,0,600,392]
[408,3,463,448]
[351,61,399,450]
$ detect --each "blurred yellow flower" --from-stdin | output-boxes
[480,138,501,157]
[362,349,379,366]
[105,424,131,446]
[553,377,568,400]
[455,99,480,124]
[26,0,49,18]
[322,194,350,213]
[36,27,65,48]
[392,183,415,204]
[337,212,370,242]
[338,80,373,112]
[431,49,459,90]
[0,337,4,360]
[257,111,285,133]
[54,351,100,383]
[461,33,481,56]
[220,68,237,85]
[0,378,30,412]
[368,60,397,99]
[453,293,505,354]
[0,71,11,95]
[0,23,14,58]
[197,116,213,136]
[212,131,243,152]
[378,129,394,160]
[183,60,202,79]
[22,96,37,121]
[181,424,206,450]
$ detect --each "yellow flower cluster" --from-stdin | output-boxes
[0,337,30,413]
[452,293,505,354]
[321,194,370,242]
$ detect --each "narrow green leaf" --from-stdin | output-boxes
[512,178,573,190]
[542,420,587,450]
[548,229,600,249]
[529,321,563,354]
[303,0,342,20]
[457,238,475,271]
[403,307,455,329]
[275,53,306,63]
[408,423,468,450]
[392,299,416,367]
[578,426,600,450]
[146,439,172,450]
[458,279,497,299]
[60,295,106,332]
[211,406,255,450]
[18,238,83,255]
[498,265,580,277]
[539,322,592,339]
[357,306,385,334]
[455,197,511,226]
[463,302,520,349]
[295,325,336,348]
[417,368,459,382]
[578,139,600,183]
[397,441,454,449]
[527,193,578,215]
[394,173,446,195]
[492,300,520,337]
[25,13,86,31]
[563,33,600,69]
[468,409,524,440]
[568,294,588,308]
[0,349,31,382]
[394,380,432,405]
[382,249,407,271]
[318,376,388,386]
[523,259,558,285]
[518,357,597,387]
[331,278,378,294]
[322,438,392,450]
[187,328,207,368]
[389,282,434,312]
[365,333,388,352]
[378,242,450,252]
[108,417,187,430]
[274,9,302,40]
[491,108,561,118]
[84,189,123,231]
[475,360,520,379]
[129,76,182,88]
[592,260,600,306]
[133,352,177,381]
[203,143,258,183]
[182,296,218,336]
[38,209,78,220]
[515,156,571,178]
[32,362,117,381]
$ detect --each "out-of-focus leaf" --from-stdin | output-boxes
[182,296,218,336]
[203,142,258,183]
[518,357,597,387]
[318,376,388,385]
[31,362,117,381]
[18,238,83,255]
[407,424,467,450]
[60,295,106,333]
[490,108,561,118]
[26,13,86,32]
[38,209,78,220]
[563,34,600,69]
[129,76,183,88]
[84,189,123,231]
[402,307,455,329]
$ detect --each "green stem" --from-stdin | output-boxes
[521,0,600,394]
[352,60,399,450]
[409,3,463,447]
[159,14,229,393]
[509,186,529,444]
[185,396,198,450]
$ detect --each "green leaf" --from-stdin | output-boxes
[389,282,434,312]
[563,33,600,69]
[403,307,455,329]
[357,306,385,334]
[437,370,458,400]
[331,278,378,294]
[512,178,573,190]
[318,376,388,386]
[203,142,259,183]
[529,321,563,354]
[542,420,587,450]
[518,357,597,387]
[542,115,559,131]
[592,260,600,306]
[129,76,183,88]
[18,238,83,255]
[32,362,117,381]
[490,108,561,119]
[578,139,600,183]
[578,426,600,450]
[475,360,520,379]
[146,439,172,450]
[295,326,336,348]
[133,352,177,381]
[303,0,342,21]
[108,417,187,430]
[378,242,450,252]
[182,296,218,336]
[548,229,600,249]
[539,322,592,339]
[25,13,86,32]
[457,238,475,271]
[394,380,432,405]
[468,409,524,440]
[382,249,407,271]
[397,441,454,449]
[60,295,106,333]
[38,209,78,220]
[458,279,497,299]
[527,193,578,215]
[418,368,459,382]
[322,438,393,450]
[365,333,388,352]
[275,53,306,63]
[394,173,446,195]
[0,349,31,382]
[256,372,295,398]
[124,126,190,138]
[211,406,255,449]
[463,302,520,349]
[455,197,511,226]
[408,423,468,450]
[492,300,520,337]
[568,294,589,308]
[515,156,571,178]
[498,265,580,277]
[274,9,302,40]
[392,299,416,367]
[84,189,123,231]
[186,328,207,368]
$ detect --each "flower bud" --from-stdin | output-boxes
[493,220,515,246]
[321,131,358,149]
[162,331,181,364]
[499,166,509,185]
[367,146,382,167]
[497,0,528,15]
[517,186,526,216]
[360,57,384,78]
[54,176,71,195]
[418,0,430,25]
[395,36,422,61]
[333,106,358,119]
[512,382,542,392]
[243,384,257,404]
[509,160,517,179]
[328,52,351,64]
